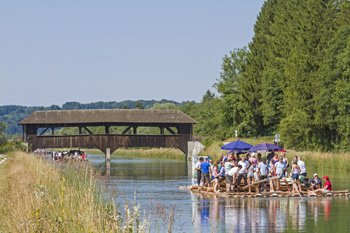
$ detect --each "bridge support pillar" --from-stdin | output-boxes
[187,141,205,161]
[106,148,111,177]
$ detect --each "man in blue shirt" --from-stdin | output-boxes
[200,157,212,187]
[310,173,322,190]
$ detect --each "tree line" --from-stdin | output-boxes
[0,100,184,135]
[192,0,350,151]
[1,0,349,152]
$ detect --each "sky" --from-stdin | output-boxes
[0,1,265,106]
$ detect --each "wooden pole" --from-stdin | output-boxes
[242,176,279,190]
[106,148,111,177]
[105,126,110,134]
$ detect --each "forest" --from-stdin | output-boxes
[1,0,350,152]
[196,0,350,151]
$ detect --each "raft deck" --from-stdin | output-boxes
[185,185,350,198]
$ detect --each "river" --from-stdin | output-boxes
[89,154,350,233]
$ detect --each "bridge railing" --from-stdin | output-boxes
[27,134,190,154]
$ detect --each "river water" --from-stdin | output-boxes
[89,154,350,233]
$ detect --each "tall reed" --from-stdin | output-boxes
[286,150,350,172]
[0,152,149,233]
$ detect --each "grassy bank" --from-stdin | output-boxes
[0,140,27,154]
[201,139,350,172]
[113,148,185,160]
[48,148,185,160]
[0,152,148,233]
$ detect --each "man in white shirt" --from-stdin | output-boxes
[194,157,203,185]
[225,159,236,192]
[275,157,286,178]
[274,156,286,190]
[237,156,248,190]
[228,163,242,192]
[258,158,268,192]
[297,156,307,177]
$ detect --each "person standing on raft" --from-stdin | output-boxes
[195,157,203,186]
[200,157,212,188]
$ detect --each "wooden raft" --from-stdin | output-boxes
[186,185,350,198]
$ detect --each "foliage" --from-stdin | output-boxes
[152,102,179,110]
[2,0,350,152]
[0,140,27,154]
[215,48,249,138]
[0,122,6,145]
[211,0,350,151]
[0,100,181,135]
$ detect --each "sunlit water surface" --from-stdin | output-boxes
[88,154,350,233]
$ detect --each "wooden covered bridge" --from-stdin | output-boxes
[20,109,196,156]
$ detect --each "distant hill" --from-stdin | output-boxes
[0,100,187,135]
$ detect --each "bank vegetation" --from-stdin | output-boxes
[0,152,148,233]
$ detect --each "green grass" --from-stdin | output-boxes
[285,150,350,172]
[113,148,185,160]
[45,147,185,160]
[0,151,149,232]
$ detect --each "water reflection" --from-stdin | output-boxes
[92,155,189,180]
[88,154,350,233]
[191,196,334,233]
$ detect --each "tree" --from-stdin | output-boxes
[214,0,350,151]
[152,102,178,110]
[195,96,224,144]
[134,101,145,109]
[0,122,7,145]
[215,48,248,138]
[62,102,82,110]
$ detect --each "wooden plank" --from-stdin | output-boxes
[242,176,279,190]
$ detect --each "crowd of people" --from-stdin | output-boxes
[34,149,87,161]
[194,151,332,195]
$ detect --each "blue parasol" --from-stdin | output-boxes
[221,139,253,152]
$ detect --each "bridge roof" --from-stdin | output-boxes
[20,109,196,125]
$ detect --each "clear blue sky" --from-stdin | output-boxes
[0,0,265,106]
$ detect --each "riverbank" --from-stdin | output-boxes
[51,148,185,160]
[201,138,350,172]
[113,148,185,160]
[0,152,148,232]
